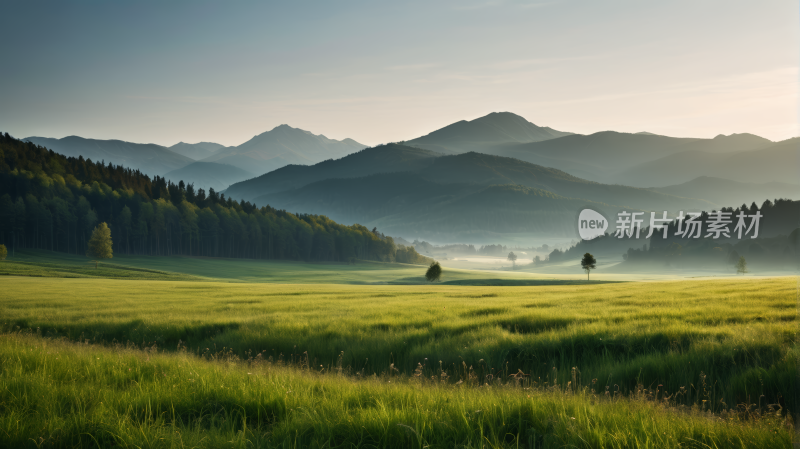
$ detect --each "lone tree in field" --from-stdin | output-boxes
[425,261,442,282]
[507,251,517,269]
[581,252,596,280]
[87,222,113,268]
[0,244,6,260]
[736,256,747,275]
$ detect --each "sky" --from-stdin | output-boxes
[1,0,797,147]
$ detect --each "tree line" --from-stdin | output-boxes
[0,133,430,264]
[531,200,799,269]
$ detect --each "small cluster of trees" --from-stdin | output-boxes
[622,231,798,271]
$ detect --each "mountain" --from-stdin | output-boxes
[224,144,439,201]
[410,152,710,211]
[617,137,798,187]
[251,149,712,212]
[247,145,715,240]
[405,114,773,184]
[373,184,607,239]
[481,132,774,183]
[650,177,800,208]
[23,136,194,176]
[163,162,254,192]
[406,112,572,154]
[256,173,599,239]
[201,124,367,175]
[168,141,225,160]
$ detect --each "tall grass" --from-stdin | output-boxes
[0,332,792,448]
[1,276,796,416]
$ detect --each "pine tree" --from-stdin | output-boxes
[87,222,113,267]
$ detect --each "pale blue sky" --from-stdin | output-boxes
[1,0,796,146]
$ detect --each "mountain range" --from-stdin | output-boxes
[403,115,786,186]
[405,111,572,153]
[23,136,194,176]
[168,141,226,160]
[650,176,800,208]
[23,125,367,191]
[617,137,798,187]
[21,111,797,242]
[230,145,715,240]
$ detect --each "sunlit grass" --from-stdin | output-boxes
[2,249,572,284]
[0,332,792,448]
[1,276,796,417]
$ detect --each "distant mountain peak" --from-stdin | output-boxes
[200,124,367,175]
[408,111,573,152]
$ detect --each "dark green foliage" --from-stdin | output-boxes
[425,261,442,282]
[580,252,596,280]
[0,133,399,263]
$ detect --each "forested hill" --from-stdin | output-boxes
[0,133,430,265]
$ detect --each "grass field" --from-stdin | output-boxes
[3,250,780,284]
[0,266,797,448]
[0,250,628,284]
[1,332,792,448]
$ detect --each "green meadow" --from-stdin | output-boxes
[0,252,797,447]
[0,250,625,284]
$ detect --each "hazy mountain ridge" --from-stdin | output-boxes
[406,112,572,154]
[163,162,254,192]
[168,141,225,160]
[481,131,787,186]
[23,135,194,176]
[245,145,719,240]
[403,113,786,191]
[650,176,800,208]
[24,125,368,191]
[247,147,712,212]
[618,137,799,187]
[370,184,611,239]
[202,124,367,175]
[223,144,439,200]
[255,172,616,240]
